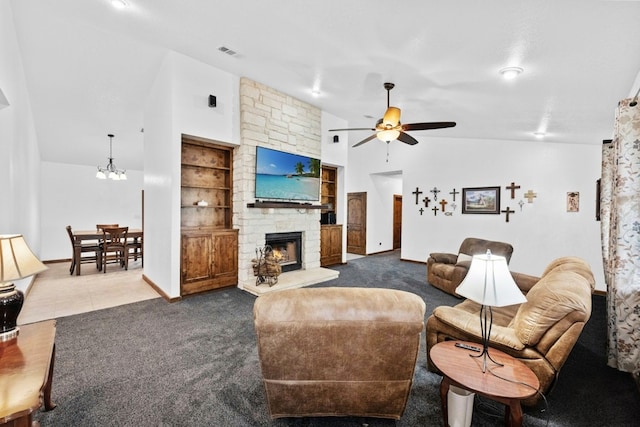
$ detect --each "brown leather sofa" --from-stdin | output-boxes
[426,256,595,406]
[253,287,426,420]
[427,237,514,297]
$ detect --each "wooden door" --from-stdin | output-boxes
[211,229,239,284]
[347,192,367,255]
[181,232,213,285]
[393,194,402,249]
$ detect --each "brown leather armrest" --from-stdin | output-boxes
[433,306,525,350]
[429,252,458,264]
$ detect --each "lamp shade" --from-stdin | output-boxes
[455,251,526,307]
[0,234,48,284]
[377,129,400,142]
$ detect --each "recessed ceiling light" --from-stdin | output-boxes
[499,67,524,80]
[533,131,546,139]
[111,0,128,9]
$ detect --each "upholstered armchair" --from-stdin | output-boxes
[253,287,426,420]
[426,256,595,406]
[427,237,514,297]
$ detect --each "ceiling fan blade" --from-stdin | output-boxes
[397,131,419,145]
[352,134,378,147]
[401,122,457,131]
[328,127,376,132]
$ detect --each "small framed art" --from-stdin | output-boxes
[567,192,579,212]
[462,186,501,214]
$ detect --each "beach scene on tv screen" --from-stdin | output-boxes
[255,147,321,201]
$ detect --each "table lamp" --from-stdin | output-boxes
[455,249,526,372]
[0,234,48,342]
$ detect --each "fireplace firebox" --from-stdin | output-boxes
[265,232,302,272]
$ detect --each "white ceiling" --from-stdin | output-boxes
[9,0,640,171]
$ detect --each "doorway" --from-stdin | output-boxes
[393,194,402,249]
[347,192,367,255]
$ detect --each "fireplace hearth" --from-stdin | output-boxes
[265,232,302,272]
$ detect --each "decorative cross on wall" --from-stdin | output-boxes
[523,190,537,203]
[506,182,521,199]
[412,187,423,205]
[449,188,460,201]
[432,206,439,216]
[422,196,431,207]
[501,206,515,222]
[419,208,424,215]
[439,199,448,212]
[430,187,440,198]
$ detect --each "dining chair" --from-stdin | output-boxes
[96,223,119,231]
[65,225,101,275]
[126,234,143,266]
[99,226,129,273]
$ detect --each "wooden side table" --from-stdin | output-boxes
[430,340,539,427]
[0,320,57,427]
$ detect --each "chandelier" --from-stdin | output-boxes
[96,133,127,180]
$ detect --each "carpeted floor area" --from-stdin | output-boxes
[34,251,639,426]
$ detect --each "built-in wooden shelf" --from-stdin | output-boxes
[247,202,329,209]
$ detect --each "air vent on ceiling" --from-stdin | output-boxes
[218,46,238,56]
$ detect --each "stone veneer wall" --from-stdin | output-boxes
[234,78,322,290]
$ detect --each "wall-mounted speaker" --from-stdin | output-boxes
[208,95,217,108]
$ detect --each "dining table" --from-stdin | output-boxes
[72,228,143,275]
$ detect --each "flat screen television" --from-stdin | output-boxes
[255,146,321,201]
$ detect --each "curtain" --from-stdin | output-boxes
[601,98,640,373]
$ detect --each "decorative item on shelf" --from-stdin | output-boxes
[0,234,48,342]
[455,250,526,373]
[197,200,209,207]
[96,134,127,180]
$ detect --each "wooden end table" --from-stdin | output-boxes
[0,320,57,427]
[430,340,539,427]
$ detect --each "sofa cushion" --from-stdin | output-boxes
[512,270,592,346]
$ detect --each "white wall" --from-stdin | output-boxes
[39,161,143,260]
[143,51,238,298]
[0,2,42,292]
[346,135,606,291]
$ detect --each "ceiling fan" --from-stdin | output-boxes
[329,82,456,147]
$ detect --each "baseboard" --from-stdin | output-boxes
[142,274,181,303]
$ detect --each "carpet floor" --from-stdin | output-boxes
[34,251,639,426]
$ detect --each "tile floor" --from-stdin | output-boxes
[18,259,160,325]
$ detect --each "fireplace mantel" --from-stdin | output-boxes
[247,202,329,209]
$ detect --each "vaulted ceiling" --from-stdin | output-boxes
[9,0,640,171]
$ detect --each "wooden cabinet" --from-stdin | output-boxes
[181,136,237,295]
[181,229,239,295]
[320,224,342,267]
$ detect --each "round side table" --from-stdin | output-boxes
[430,340,539,427]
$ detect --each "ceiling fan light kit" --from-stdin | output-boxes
[328,82,456,148]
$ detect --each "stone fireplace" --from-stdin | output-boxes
[265,232,302,272]
[235,78,339,295]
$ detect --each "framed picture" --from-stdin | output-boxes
[567,191,579,212]
[462,186,501,214]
